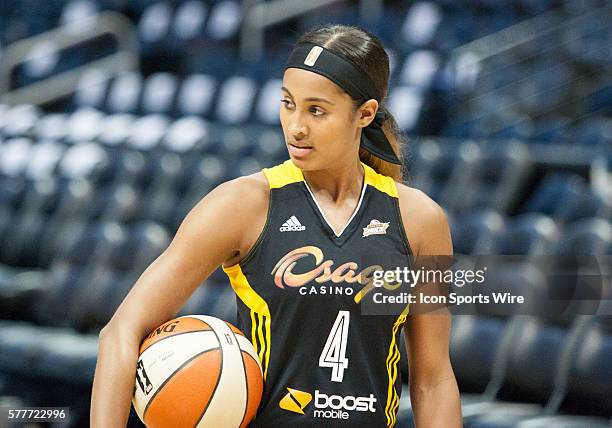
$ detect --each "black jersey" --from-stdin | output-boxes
[223,159,412,427]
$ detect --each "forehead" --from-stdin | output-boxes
[282,68,345,99]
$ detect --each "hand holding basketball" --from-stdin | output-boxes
[132,315,263,428]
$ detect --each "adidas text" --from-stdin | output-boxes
[280,216,306,232]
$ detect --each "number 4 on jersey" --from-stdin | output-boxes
[319,310,350,382]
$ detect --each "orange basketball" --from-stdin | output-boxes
[132,315,263,428]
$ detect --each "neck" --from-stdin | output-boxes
[301,159,365,203]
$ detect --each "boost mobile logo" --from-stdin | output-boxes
[279,388,312,414]
[279,388,376,420]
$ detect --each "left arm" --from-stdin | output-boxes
[397,185,462,428]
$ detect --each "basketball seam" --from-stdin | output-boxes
[139,329,215,357]
[229,327,249,428]
[142,346,220,420]
[192,324,224,428]
[225,321,246,337]
[242,352,262,424]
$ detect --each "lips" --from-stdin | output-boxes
[288,143,313,158]
[289,142,312,149]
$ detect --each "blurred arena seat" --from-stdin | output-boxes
[450,210,505,255]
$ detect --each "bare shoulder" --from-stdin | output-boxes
[394,182,447,222]
[215,171,270,204]
[171,171,270,267]
[201,171,270,266]
[190,171,269,216]
[394,182,452,256]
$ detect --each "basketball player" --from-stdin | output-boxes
[91,25,462,427]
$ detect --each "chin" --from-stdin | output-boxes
[288,154,310,169]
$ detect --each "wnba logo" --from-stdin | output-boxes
[135,360,153,395]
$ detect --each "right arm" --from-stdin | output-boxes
[90,173,269,427]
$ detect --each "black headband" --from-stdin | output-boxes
[284,42,401,165]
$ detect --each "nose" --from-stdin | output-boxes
[289,117,308,140]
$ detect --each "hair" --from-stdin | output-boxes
[295,24,408,182]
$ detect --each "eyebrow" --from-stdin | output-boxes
[281,86,335,105]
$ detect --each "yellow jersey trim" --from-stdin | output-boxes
[262,159,398,198]
[384,305,409,427]
[222,263,272,380]
[362,162,398,198]
[262,159,304,189]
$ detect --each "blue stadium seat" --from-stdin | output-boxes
[1,105,42,138]
[559,315,612,418]
[32,220,123,328]
[139,153,185,227]
[586,85,612,116]
[254,78,282,125]
[173,1,208,41]
[173,155,227,229]
[451,210,505,255]
[463,314,612,427]
[65,107,104,143]
[387,85,424,132]
[214,76,258,124]
[141,72,178,115]
[252,128,286,165]
[176,74,217,117]
[0,320,98,383]
[126,114,169,150]
[106,71,142,113]
[74,68,111,110]
[99,183,143,223]
[138,2,172,46]
[572,117,612,147]
[531,117,572,144]
[0,179,60,268]
[455,141,531,214]
[163,116,209,152]
[57,141,113,184]
[554,218,611,255]
[73,221,170,332]
[98,113,136,147]
[398,50,441,89]
[492,214,559,255]
[38,179,95,263]
[23,139,65,179]
[34,112,67,141]
[409,140,480,209]
[181,282,238,325]
[461,315,590,427]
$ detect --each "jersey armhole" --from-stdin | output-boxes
[233,176,274,269]
[392,181,414,257]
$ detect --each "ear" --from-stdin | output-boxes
[357,99,379,129]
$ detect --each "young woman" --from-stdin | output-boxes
[91,24,462,427]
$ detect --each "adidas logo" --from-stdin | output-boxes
[280,216,306,232]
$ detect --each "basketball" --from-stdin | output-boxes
[132,315,263,428]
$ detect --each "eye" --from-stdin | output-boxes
[310,106,326,116]
[280,99,294,108]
